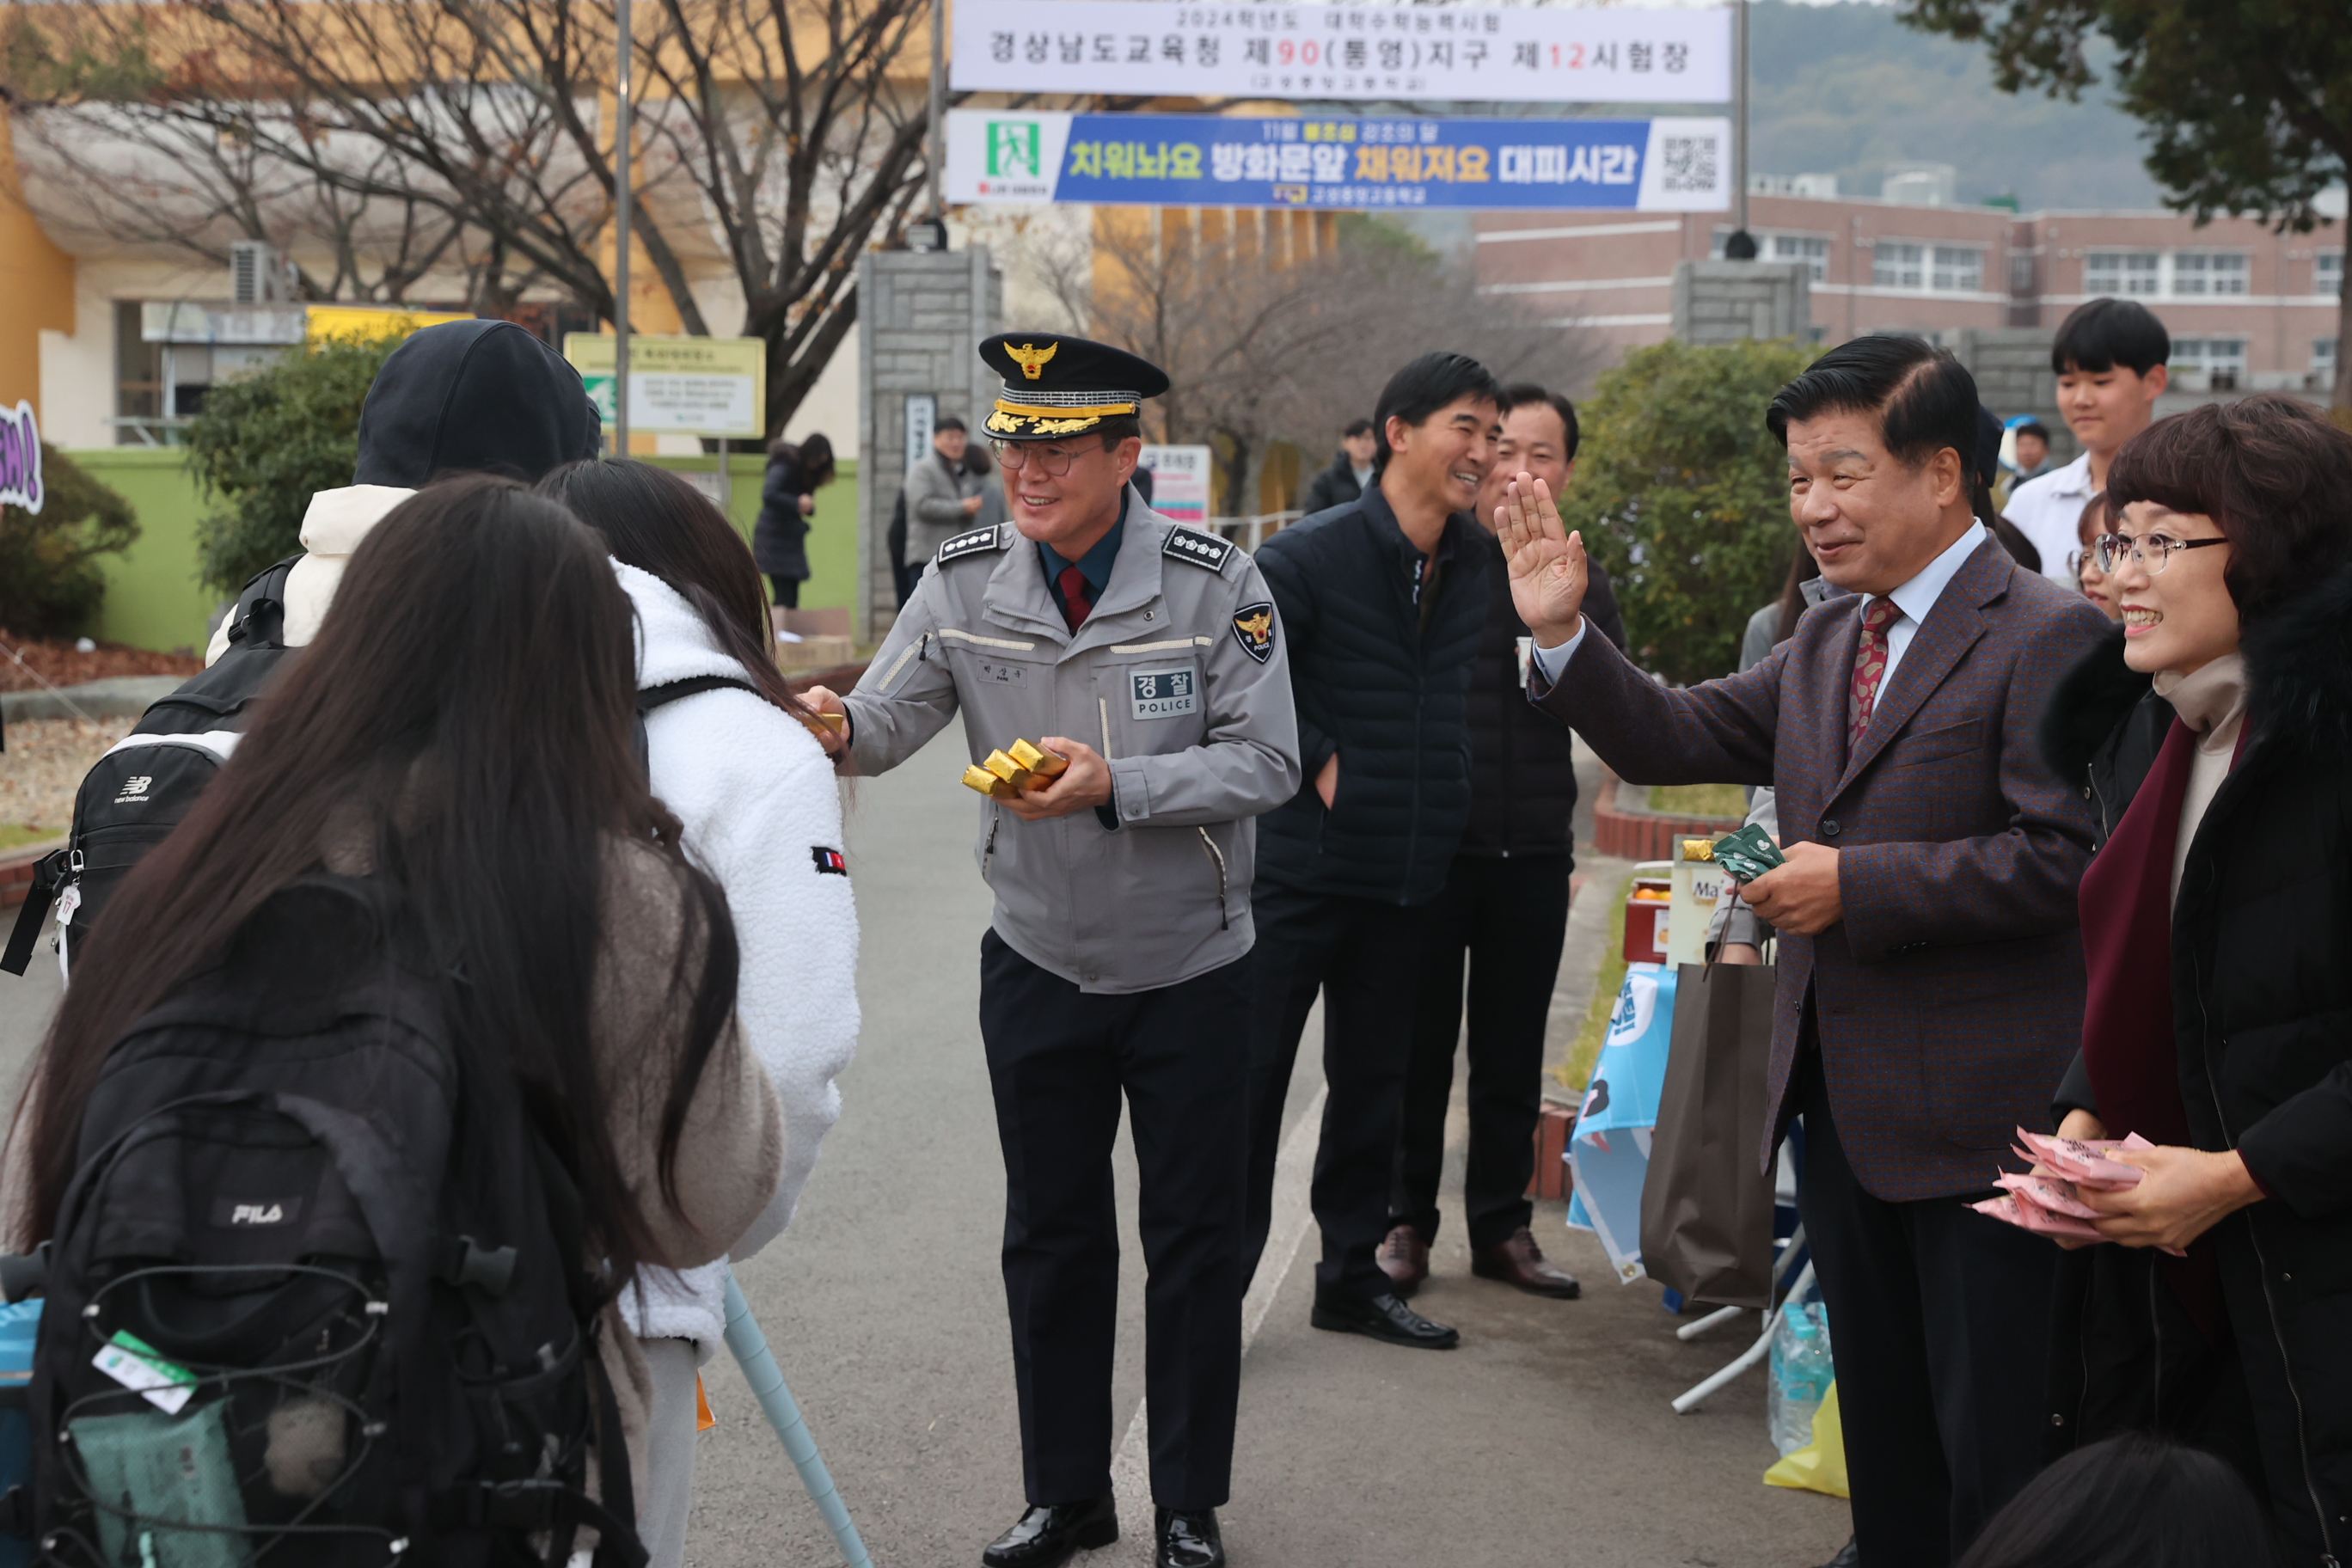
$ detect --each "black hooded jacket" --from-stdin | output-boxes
[353,320,602,488]
[2037,565,2352,1558]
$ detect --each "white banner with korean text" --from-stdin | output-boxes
[952,0,1733,105]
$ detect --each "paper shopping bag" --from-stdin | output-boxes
[1638,954,1778,1308]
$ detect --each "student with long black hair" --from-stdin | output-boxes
[536,457,858,1568]
[12,476,784,1519]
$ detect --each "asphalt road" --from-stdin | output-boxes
[0,731,1851,1567]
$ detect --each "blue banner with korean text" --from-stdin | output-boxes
[947,110,1729,212]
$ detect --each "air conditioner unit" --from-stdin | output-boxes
[230,242,288,305]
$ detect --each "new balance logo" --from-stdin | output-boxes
[114,775,154,804]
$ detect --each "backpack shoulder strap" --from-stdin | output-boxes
[634,676,763,780]
[637,675,762,715]
[225,554,303,651]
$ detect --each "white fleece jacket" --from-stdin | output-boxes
[204,486,417,663]
[614,561,861,1355]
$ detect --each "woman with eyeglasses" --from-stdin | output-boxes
[2034,394,2352,1555]
[2067,492,2123,622]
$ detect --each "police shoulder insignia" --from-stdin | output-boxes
[1231,601,1277,665]
[1161,527,1234,573]
[936,524,1005,565]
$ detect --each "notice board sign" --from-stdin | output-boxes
[1138,444,1212,524]
[565,334,767,440]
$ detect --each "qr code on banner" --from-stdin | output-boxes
[1659,135,1718,193]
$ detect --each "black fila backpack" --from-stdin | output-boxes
[9,873,643,1568]
[3,558,299,980]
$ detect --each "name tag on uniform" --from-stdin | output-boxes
[977,660,1026,685]
[1130,667,1198,720]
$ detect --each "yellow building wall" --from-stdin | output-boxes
[0,113,77,415]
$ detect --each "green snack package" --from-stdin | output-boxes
[1712,823,1785,883]
[71,1400,250,1568]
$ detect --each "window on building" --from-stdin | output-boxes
[1872,242,1924,290]
[2318,251,2344,296]
[1770,234,1829,283]
[2171,251,2250,296]
[2318,337,2339,376]
[2170,338,2249,387]
[1932,246,1983,292]
[2085,250,2161,297]
[2009,254,2036,293]
[114,300,165,445]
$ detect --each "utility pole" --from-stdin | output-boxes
[928,0,945,217]
[1726,0,1755,260]
[614,0,635,452]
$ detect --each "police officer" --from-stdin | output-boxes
[805,334,1300,1568]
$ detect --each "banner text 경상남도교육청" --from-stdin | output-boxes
[952,0,1733,104]
[947,111,1730,212]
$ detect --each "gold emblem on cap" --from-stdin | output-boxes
[1006,342,1058,381]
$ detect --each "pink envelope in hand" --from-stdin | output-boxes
[2014,1127,2149,1190]
[1995,1172,2104,1221]
[1971,1193,2105,1243]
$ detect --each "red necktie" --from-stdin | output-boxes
[1058,564,1093,630]
[1847,597,1902,748]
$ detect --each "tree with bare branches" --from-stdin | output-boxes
[3,0,935,433]
[1044,210,1602,517]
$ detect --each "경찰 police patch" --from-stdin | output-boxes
[1130,667,1198,720]
[1231,602,1277,665]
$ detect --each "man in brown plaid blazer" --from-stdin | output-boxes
[1501,336,2110,1566]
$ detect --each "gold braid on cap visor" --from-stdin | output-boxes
[986,394,1141,438]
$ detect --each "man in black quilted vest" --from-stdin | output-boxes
[1381,383,1626,1303]
[1240,352,1501,1351]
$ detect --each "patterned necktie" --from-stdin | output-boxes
[1057,563,1093,631]
[1848,597,1903,749]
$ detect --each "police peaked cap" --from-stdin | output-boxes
[979,333,1170,440]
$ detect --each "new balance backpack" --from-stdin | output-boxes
[2,558,300,980]
[11,875,643,1568]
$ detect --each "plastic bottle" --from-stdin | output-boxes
[1767,1300,1834,1456]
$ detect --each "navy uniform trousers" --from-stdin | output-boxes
[977,929,1248,1513]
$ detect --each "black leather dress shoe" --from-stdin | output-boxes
[1309,1289,1461,1349]
[1813,1538,1860,1568]
[981,1495,1118,1566]
[1155,1507,1224,1568]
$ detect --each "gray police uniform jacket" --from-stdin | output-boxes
[844,493,1302,994]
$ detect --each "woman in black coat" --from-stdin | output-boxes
[2035,394,2352,1561]
[752,432,835,608]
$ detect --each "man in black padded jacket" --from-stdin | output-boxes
[1240,352,1500,1352]
[1383,383,1625,1302]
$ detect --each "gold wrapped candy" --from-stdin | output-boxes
[1681,838,1717,862]
[962,764,1020,799]
[812,711,848,734]
[1009,739,1069,779]
[960,739,1071,799]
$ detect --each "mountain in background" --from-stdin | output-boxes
[1749,1,2164,211]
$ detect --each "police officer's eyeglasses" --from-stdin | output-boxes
[2092,531,2228,576]
[991,439,1091,476]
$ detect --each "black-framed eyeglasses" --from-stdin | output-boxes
[990,439,1093,476]
[2092,531,2228,576]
